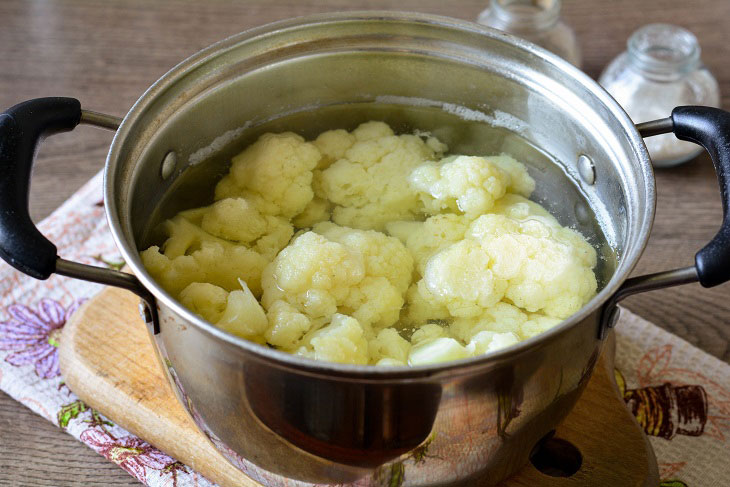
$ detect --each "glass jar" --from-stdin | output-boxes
[477,0,581,67]
[599,24,720,167]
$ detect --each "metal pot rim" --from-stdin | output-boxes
[103,10,655,378]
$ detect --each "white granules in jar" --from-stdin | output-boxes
[599,24,721,168]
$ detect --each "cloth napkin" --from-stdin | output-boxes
[0,172,728,487]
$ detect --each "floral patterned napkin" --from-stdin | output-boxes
[0,171,728,487]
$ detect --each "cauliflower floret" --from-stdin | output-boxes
[316,121,446,230]
[401,283,450,326]
[178,282,228,323]
[212,175,240,202]
[485,331,520,352]
[192,242,268,296]
[376,358,407,366]
[200,198,271,243]
[369,328,411,365]
[410,323,448,346]
[343,276,404,330]
[214,132,321,218]
[313,129,356,169]
[313,222,413,293]
[520,314,563,340]
[262,224,412,330]
[261,231,364,317]
[353,120,394,141]
[422,239,507,318]
[160,216,218,259]
[307,314,369,365]
[406,326,520,363]
[408,337,470,365]
[176,206,208,226]
[406,326,519,364]
[264,300,314,350]
[386,213,469,275]
[140,239,267,298]
[489,154,536,197]
[200,198,293,259]
[141,246,198,297]
[383,220,421,245]
[491,193,553,220]
[491,194,596,268]
[179,280,268,339]
[467,213,597,318]
[416,131,449,154]
[329,206,406,234]
[202,198,292,242]
[216,280,269,338]
[292,197,331,228]
[409,155,510,218]
[252,219,295,260]
[449,302,528,342]
[144,215,269,296]
[467,331,520,355]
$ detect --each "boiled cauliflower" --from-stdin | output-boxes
[214,132,320,218]
[303,314,370,365]
[141,121,598,367]
[313,129,356,169]
[292,197,331,228]
[400,282,450,327]
[140,236,268,298]
[313,222,413,294]
[369,328,411,365]
[409,155,509,218]
[386,213,469,275]
[490,154,536,197]
[449,302,528,342]
[264,300,316,350]
[179,280,268,340]
[260,231,364,318]
[408,337,470,365]
[315,121,447,230]
[260,224,412,331]
[421,239,507,318]
[200,198,293,259]
[467,200,597,318]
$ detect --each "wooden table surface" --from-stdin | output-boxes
[0,1,728,485]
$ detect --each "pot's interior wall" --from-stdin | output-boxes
[109,14,652,293]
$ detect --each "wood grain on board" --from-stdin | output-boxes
[1,0,729,485]
[59,286,658,487]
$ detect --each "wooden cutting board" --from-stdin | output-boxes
[59,286,658,486]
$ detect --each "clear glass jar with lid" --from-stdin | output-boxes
[477,0,581,67]
[599,24,721,167]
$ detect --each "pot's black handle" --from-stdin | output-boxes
[671,106,730,288]
[0,97,82,279]
[601,106,730,337]
[0,98,156,329]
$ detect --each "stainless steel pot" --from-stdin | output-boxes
[1,12,729,487]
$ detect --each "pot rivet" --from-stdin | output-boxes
[160,151,177,180]
[607,307,621,328]
[577,155,595,185]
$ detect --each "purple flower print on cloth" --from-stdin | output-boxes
[81,429,176,483]
[0,298,84,378]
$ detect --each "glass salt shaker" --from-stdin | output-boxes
[599,24,720,168]
[477,0,581,67]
